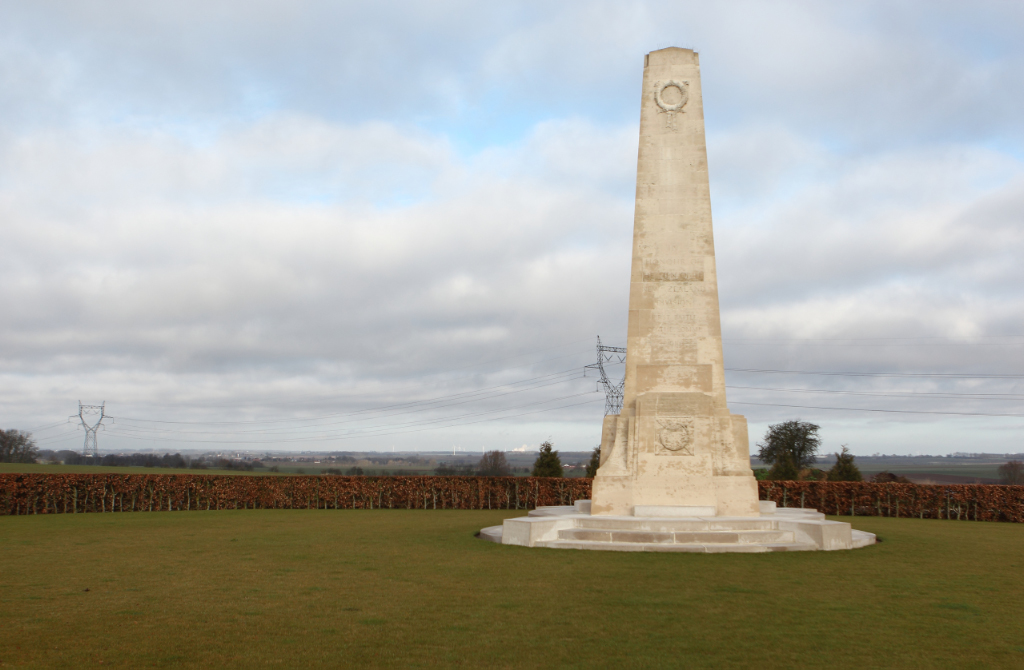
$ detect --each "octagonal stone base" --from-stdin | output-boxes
[479,500,876,553]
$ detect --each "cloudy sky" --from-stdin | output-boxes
[2,0,1023,456]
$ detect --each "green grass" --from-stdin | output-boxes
[1,512,1023,668]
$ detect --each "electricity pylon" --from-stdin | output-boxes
[585,336,626,415]
[73,401,108,459]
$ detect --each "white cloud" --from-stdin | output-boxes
[0,113,631,451]
[2,1,1024,455]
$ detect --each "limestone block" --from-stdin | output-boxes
[634,505,716,517]
[775,519,853,551]
[590,475,633,516]
[501,517,575,547]
[528,506,578,517]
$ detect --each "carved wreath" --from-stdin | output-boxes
[656,418,693,454]
[654,80,689,113]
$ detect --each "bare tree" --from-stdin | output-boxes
[476,450,512,477]
[998,460,1024,485]
[0,430,38,463]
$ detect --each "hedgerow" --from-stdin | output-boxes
[0,474,590,516]
[758,480,1024,522]
[2,474,1022,522]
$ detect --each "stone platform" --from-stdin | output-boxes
[479,500,875,553]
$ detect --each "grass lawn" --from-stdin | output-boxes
[1,511,1022,668]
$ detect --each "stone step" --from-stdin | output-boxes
[557,528,795,545]
[576,517,778,532]
[773,508,827,520]
[539,539,818,553]
[851,529,877,549]
[478,525,503,543]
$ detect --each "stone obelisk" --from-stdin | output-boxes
[591,47,759,517]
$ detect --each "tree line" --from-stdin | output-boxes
[426,441,604,479]
[754,419,1024,485]
[6,425,1023,485]
[0,432,260,471]
[430,441,574,478]
[0,430,38,463]
[755,420,864,481]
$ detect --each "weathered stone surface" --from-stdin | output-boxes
[492,503,875,552]
[591,47,758,517]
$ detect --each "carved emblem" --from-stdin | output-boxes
[655,418,693,455]
[654,80,689,113]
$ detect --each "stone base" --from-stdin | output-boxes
[479,500,876,553]
[634,505,716,517]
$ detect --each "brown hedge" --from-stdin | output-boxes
[758,480,1024,522]
[3,475,1022,522]
[0,474,592,516]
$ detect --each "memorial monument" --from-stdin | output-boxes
[481,48,875,552]
[590,46,758,518]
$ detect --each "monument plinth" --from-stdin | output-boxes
[591,47,758,517]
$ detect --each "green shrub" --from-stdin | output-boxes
[531,441,563,478]
[828,446,862,482]
[584,447,601,478]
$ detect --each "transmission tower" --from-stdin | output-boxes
[585,336,627,415]
[73,401,108,459]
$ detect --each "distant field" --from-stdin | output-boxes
[270,463,438,476]
[859,463,1002,482]
[752,456,1015,484]
[0,463,274,476]
[0,461,593,478]
[1,511,1022,667]
[0,462,440,477]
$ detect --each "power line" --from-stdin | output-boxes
[726,385,1024,400]
[146,342,594,410]
[111,381,590,439]
[723,336,1024,341]
[104,395,603,445]
[418,336,594,374]
[730,401,1024,418]
[725,367,1024,379]
[113,368,584,429]
[34,427,83,446]
[24,421,72,434]
[723,339,1024,347]
[114,368,582,425]
[18,360,597,448]
[26,358,1024,451]
[109,390,596,441]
